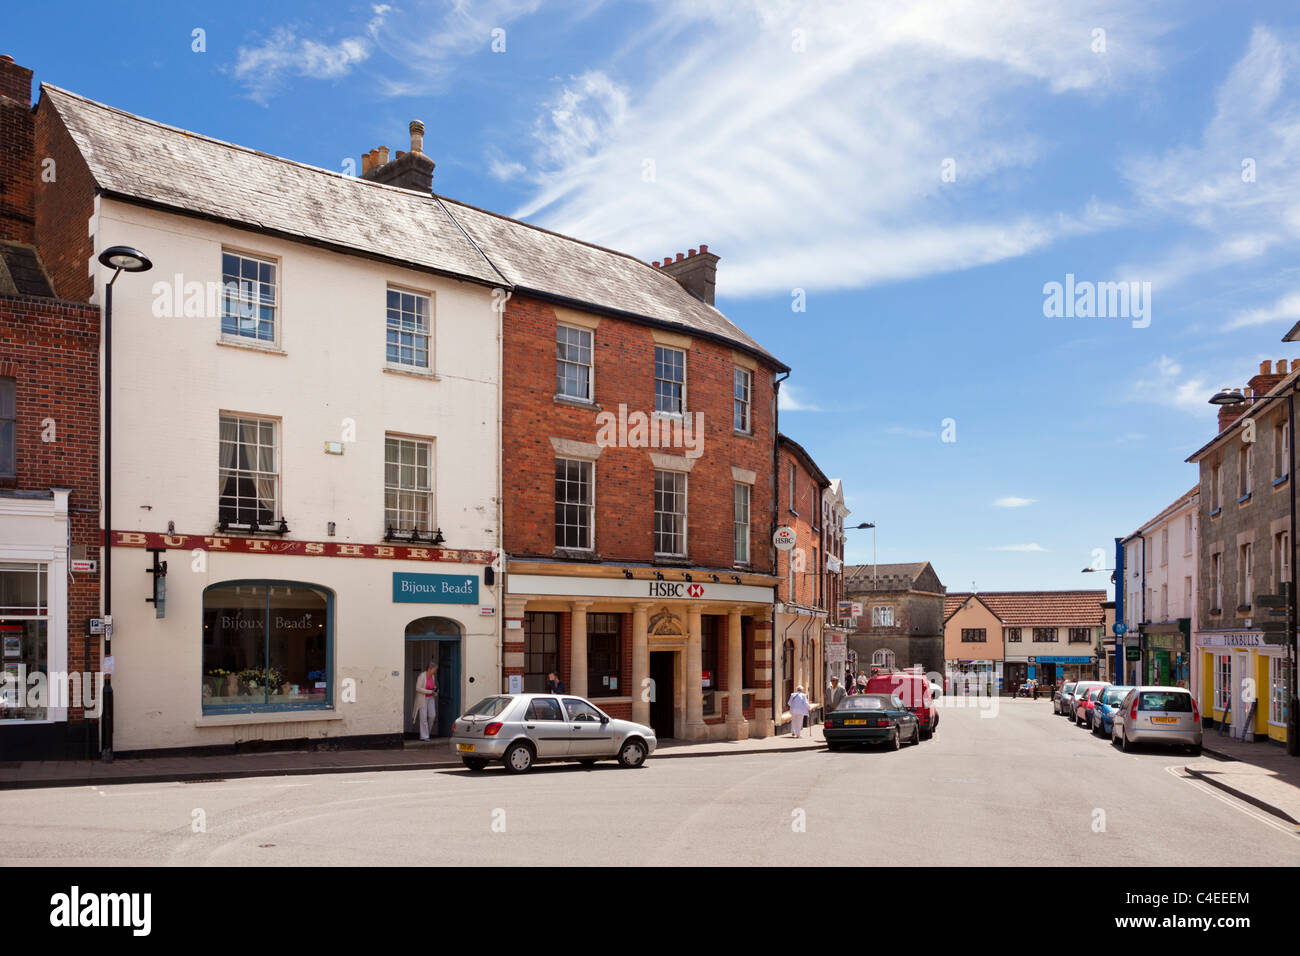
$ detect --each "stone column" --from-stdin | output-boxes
[632,602,651,727]
[684,604,707,740]
[570,601,590,697]
[726,607,749,739]
[752,606,775,737]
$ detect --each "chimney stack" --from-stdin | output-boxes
[359,120,435,194]
[0,54,35,243]
[1247,359,1286,400]
[657,243,720,305]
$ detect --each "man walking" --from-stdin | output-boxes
[827,675,847,713]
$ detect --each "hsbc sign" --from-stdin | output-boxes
[650,581,705,598]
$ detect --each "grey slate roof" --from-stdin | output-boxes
[42,85,503,287]
[844,562,932,591]
[0,242,55,297]
[440,197,778,362]
[41,84,782,366]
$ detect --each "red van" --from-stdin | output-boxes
[864,672,937,739]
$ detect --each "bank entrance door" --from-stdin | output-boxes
[404,617,461,738]
[650,651,676,739]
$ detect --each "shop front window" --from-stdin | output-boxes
[587,613,622,697]
[0,563,48,720]
[202,581,331,712]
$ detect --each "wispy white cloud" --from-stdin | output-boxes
[990,543,1049,552]
[993,496,1037,508]
[778,384,820,411]
[1226,290,1300,330]
[506,0,1167,296]
[1128,354,1211,413]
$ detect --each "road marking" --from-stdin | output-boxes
[1165,765,1300,838]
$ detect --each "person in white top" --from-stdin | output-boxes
[787,685,811,738]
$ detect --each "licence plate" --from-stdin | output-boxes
[1151,717,1178,724]
[457,743,476,752]
[844,719,868,726]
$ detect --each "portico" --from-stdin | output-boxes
[503,561,777,740]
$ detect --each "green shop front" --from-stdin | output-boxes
[1140,619,1190,689]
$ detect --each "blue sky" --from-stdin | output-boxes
[11,1,1300,595]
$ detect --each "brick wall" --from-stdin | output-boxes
[502,294,777,570]
[0,56,35,243]
[33,90,96,302]
[776,445,823,607]
[0,292,101,722]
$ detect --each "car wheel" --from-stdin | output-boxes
[1120,728,1132,753]
[617,738,648,768]
[889,728,901,751]
[826,741,842,751]
[504,741,534,774]
[911,724,921,746]
[1189,744,1203,757]
[461,756,488,772]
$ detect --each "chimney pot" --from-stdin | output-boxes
[0,55,13,63]
[361,153,370,173]
[378,146,390,165]
[676,252,685,262]
[409,120,425,155]
[1261,360,1272,375]
[1293,359,1300,373]
[688,248,697,257]
[1279,360,1288,374]
[369,148,380,169]
[652,260,660,268]
[396,150,406,160]
[699,243,708,253]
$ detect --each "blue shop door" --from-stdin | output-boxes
[437,639,459,737]
[404,616,462,738]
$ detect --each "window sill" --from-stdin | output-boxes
[733,429,755,439]
[383,364,440,381]
[1238,493,1252,504]
[216,337,286,356]
[554,395,600,410]
[552,548,599,561]
[1274,474,1289,488]
[195,709,342,727]
[1209,608,1223,617]
[1210,508,1222,518]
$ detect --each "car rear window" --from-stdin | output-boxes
[839,695,888,710]
[1138,691,1192,712]
[1063,682,1076,693]
[463,696,514,717]
[1102,688,1130,706]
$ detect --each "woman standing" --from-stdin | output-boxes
[413,662,439,740]
[787,685,811,738]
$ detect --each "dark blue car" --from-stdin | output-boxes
[1092,685,1135,736]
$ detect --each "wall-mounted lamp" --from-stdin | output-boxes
[327,521,336,537]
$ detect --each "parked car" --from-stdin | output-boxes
[450,693,657,773]
[1069,681,1108,725]
[866,672,938,738]
[1111,686,1202,755]
[1074,682,1110,726]
[1092,685,1135,737]
[824,693,922,750]
[1055,681,1077,716]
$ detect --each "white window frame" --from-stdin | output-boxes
[1241,542,1253,607]
[1214,654,1231,711]
[384,435,435,534]
[870,648,895,669]
[1212,551,1223,609]
[218,413,280,526]
[1268,655,1287,726]
[220,249,279,346]
[1277,421,1290,481]
[733,367,752,433]
[554,457,595,551]
[1184,514,1193,555]
[872,605,894,627]
[733,482,751,565]
[385,285,433,371]
[653,469,687,557]
[1240,442,1254,498]
[653,345,686,416]
[556,324,594,402]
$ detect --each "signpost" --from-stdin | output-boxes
[1256,589,1290,645]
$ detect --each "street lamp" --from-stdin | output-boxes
[1082,566,1120,682]
[851,522,876,589]
[1209,383,1300,756]
[97,246,152,763]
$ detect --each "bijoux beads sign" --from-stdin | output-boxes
[392,572,479,604]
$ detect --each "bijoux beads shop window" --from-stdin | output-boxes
[202,582,331,713]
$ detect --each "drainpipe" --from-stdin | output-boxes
[495,289,505,694]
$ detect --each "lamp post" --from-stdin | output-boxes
[852,522,876,588]
[1209,384,1300,756]
[1081,566,1119,681]
[96,246,152,762]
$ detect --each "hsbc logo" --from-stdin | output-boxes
[648,581,706,598]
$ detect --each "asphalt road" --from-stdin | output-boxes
[4,699,1298,866]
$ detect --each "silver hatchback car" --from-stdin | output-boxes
[450,693,658,773]
[1111,685,1202,755]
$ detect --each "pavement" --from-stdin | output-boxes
[4,699,1297,866]
[0,728,827,791]
[1187,728,1300,824]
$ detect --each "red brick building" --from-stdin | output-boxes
[476,213,789,740]
[0,55,101,758]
